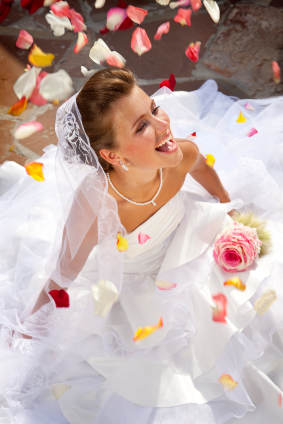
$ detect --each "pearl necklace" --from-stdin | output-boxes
[106,169,163,206]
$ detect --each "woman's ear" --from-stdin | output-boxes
[99,149,123,167]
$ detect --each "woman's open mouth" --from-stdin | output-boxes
[155,135,178,154]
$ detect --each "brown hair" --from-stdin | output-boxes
[76,67,136,172]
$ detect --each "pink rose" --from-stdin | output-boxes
[213,222,262,272]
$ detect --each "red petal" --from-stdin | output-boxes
[69,8,86,33]
[185,41,201,62]
[49,289,70,308]
[0,0,14,24]
[29,71,48,106]
[99,25,109,34]
[160,73,176,91]
[212,293,227,323]
[20,0,44,15]
[118,16,133,30]
[117,0,127,9]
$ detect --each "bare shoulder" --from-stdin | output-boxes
[176,138,200,174]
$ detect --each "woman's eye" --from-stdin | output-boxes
[153,106,160,115]
[137,122,146,133]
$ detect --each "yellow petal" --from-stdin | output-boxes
[224,276,246,291]
[28,44,55,68]
[25,162,45,181]
[8,97,28,116]
[117,232,129,252]
[219,374,238,391]
[236,111,247,123]
[254,287,277,316]
[205,154,215,167]
[133,317,163,341]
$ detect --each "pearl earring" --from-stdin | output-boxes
[119,161,129,172]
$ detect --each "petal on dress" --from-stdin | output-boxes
[154,22,170,40]
[24,162,45,181]
[246,128,258,137]
[131,27,152,56]
[117,232,129,251]
[16,29,33,49]
[49,289,70,307]
[14,121,43,140]
[186,131,197,140]
[155,281,177,290]
[245,102,255,111]
[219,374,238,391]
[211,293,227,323]
[205,154,215,167]
[236,111,247,123]
[224,276,246,291]
[254,288,277,316]
[133,318,163,341]
[91,279,118,317]
[138,232,151,244]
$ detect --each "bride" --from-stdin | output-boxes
[0,67,282,424]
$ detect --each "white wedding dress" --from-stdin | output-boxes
[0,80,283,424]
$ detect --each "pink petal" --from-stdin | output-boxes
[185,41,201,62]
[154,21,170,40]
[50,1,71,18]
[74,32,88,54]
[186,131,197,140]
[174,8,192,26]
[212,293,227,323]
[245,102,255,112]
[14,121,43,140]
[131,27,152,56]
[272,61,281,84]
[191,0,202,11]
[246,127,258,137]
[138,232,151,244]
[126,5,148,24]
[29,71,49,106]
[105,51,126,68]
[170,0,190,9]
[69,8,86,33]
[106,7,127,31]
[155,281,177,290]
[16,29,33,50]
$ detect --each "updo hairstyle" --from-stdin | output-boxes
[76,67,136,172]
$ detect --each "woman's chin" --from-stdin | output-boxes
[156,146,183,168]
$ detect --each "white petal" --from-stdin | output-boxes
[156,0,170,5]
[254,287,278,316]
[14,121,43,140]
[39,69,74,102]
[203,0,220,24]
[13,66,41,100]
[43,0,58,5]
[45,12,73,37]
[95,0,106,7]
[89,38,111,64]
[81,66,98,77]
[155,281,177,290]
[91,279,118,318]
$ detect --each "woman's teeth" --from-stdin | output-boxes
[155,136,176,152]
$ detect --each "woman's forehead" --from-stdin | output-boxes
[113,86,152,128]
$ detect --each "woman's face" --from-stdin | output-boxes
[111,85,183,170]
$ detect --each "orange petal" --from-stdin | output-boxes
[212,293,227,323]
[205,154,215,167]
[28,44,55,68]
[236,111,247,123]
[224,276,246,291]
[16,29,33,49]
[8,97,28,116]
[126,5,148,25]
[25,162,45,181]
[254,288,277,316]
[117,232,129,252]
[174,8,192,26]
[272,61,281,84]
[155,281,177,290]
[131,27,152,56]
[74,32,88,54]
[219,374,238,391]
[191,0,202,12]
[133,317,163,342]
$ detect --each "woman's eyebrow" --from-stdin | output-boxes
[131,99,155,131]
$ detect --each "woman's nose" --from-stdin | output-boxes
[155,118,169,135]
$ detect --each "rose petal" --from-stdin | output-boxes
[99,25,109,34]
[74,32,88,53]
[117,0,127,8]
[81,66,97,77]
[105,51,126,68]
[203,0,220,23]
[16,29,33,49]
[29,71,49,105]
[254,287,277,316]
[45,11,73,36]
[43,0,58,5]
[169,0,190,9]
[89,38,111,64]
[69,8,86,33]
[131,27,152,56]
[246,127,258,137]
[21,0,44,15]
[185,41,201,62]
[95,0,106,8]
[106,7,127,31]
[133,317,163,341]
[156,0,170,5]
[155,281,177,290]
[224,276,246,291]
[117,232,129,252]
[154,21,170,40]
[117,16,134,30]
[39,69,74,102]
[186,131,196,140]
[13,66,41,100]
[160,73,176,91]
[126,5,148,24]
[236,111,247,123]
[0,0,13,24]
[138,232,151,244]
[245,102,255,112]
[91,279,118,317]
[211,293,227,323]
[8,97,28,116]
[272,61,281,84]
[14,121,43,140]
[25,162,45,181]
[28,44,55,67]
[191,0,202,12]
[205,154,215,167]
[49,289,69,307]
[50,1,70,17]
[174,8,192,26]
[219,374,238,391]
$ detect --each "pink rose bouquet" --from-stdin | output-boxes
[213,221,262,272]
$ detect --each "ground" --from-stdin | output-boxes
[0,0,282,166]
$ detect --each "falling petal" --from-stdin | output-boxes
[99,25,109,34]
[29,71,49,106]
[0,0,13,24]
[95,0,106,8]
[69,8,86,33]
[43,0,59,5]
[8,97,28,116]
[106,7,127,31]
[211,293,227,323]
[254,287,277,316]
[154,21,170,40]
[21,0,44,15]
[205,154,215,167]
[81,66,97,77]
[50,1,71,17]
[91,279,118,317]
[160,73,176,91]
[49,289,69,307]
[236,111,247,123]
[14,121,43,140]
[185,41,201,62]
[156,0,170,5]
[191,0,202,12]
[155,281,177,290]
[117,16,134,30]
[89,38,111,64]
[105,51,126,68]
[219,374,238,391]
[74,32,88,54]
[272,61,281,84]
[13,66,41,100]
[126,5,148,24]
[245,102,255,112]
[28,44,55,67]
[133,317,163,341]
[246,127,258,137]
[170,0,190,9]
[16,29,33,50]
[45,11,74,37]
[224,276,246,291]
[117,232,129,252]
[131,27,152,56]
[25,162,45,181]
[39,69,74,102]
[138,232,151,244]
[174,8,192,26]
[203,0,220,23]
[117,0,127,8]
[186,131,197,140]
